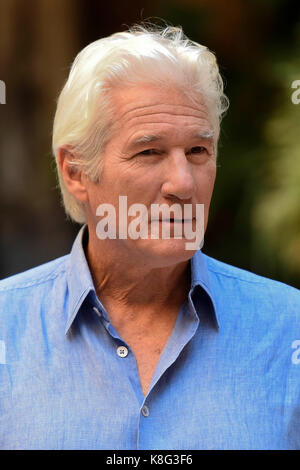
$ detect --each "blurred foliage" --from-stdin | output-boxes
[252,28,300,281]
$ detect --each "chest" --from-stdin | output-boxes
[130,341,165,395]
[118,328,171,395]
[3,353,296,450]
[2,323,298,449]
[111,309,179,396]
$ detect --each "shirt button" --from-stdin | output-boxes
[141,405,150,417]
[93,307,101,317]
[117,345,128,358]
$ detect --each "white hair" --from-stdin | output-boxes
[52,24,229,223]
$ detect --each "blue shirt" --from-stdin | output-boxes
[0,225,299,450]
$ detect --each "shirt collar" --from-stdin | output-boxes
[65,225,219,334]
[190,249,220,330]
[65,225,98,335]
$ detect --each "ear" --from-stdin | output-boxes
[57,147,89,203]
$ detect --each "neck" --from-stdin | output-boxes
[85,229,191,315]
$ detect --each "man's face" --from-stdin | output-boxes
[83,83,217,267]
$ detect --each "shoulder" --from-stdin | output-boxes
[0,255,69,295]
[202,253,300,316]
[0,255,70,338]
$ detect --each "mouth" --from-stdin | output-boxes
[157,218,194,223]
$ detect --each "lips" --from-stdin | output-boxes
[158,218,194,222]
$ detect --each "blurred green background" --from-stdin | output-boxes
[0,0,299,288]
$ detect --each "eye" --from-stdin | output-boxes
[138,149,159,156]
[188,146,207,155]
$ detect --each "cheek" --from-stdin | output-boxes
[85,186,104,217]
[207,169,217,195]
[196,164,216,199]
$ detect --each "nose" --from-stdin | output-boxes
[161,150,195,201]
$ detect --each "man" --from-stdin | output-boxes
[0,25,299,450]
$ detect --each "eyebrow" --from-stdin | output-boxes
[131,131,215,147]
[197,131,214,140]
[132,135,161,146]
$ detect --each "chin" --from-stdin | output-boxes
[135,238,199,267]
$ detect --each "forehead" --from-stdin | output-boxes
[109,83,215,142]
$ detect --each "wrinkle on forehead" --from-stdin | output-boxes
[123,114,214,141]
[111,83,210,119]
[118,104,212,133]
[109,84,216,144]
[118,102,207,121]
